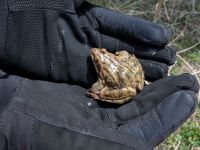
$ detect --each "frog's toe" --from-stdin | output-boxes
[128,87,137,97]
[87,91,100,100]
[136,83,144,91]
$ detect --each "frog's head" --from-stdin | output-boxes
[90,48,112,73]
[91,48,108,62]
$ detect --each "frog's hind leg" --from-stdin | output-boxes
[87,80,104,100]
[136,71,145,91]
[91,79,104,92]
[99,87,136,104]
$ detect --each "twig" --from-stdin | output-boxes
[192,0,196,12]
[192,70,200,75]
[169,43,182,49]
[170,0,177,20]
[168,65,174,75]
[168,29,185,46]
[174,141,181,150]
[177,55,194,74]
[177,42,200,54]
[119,0,142,10]
[163,0,170,22]
[154,0,164,22]
[192,147,200,150]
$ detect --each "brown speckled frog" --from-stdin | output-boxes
[87,48,144,104]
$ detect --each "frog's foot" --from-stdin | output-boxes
[99,87,136,104]
[87,91,101,100]
[101,97,132,104]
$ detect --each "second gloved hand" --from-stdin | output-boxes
[0,72,198,150]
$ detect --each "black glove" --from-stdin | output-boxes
[1,0,197,149]
[0,0,176,86]
[0,72,198,150]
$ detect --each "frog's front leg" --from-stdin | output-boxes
[99,87,137,104]
[87,79,104,100]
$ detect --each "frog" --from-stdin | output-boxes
[87,48,144,104]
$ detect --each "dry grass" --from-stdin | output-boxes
[88,0,200,149]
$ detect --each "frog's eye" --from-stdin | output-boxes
[101,48,107,53]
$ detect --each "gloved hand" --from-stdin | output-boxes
[0,72,198,150]
[0,0,198,150]
[0,0,176,86]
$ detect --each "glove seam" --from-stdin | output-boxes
[149,109,165,145]
[0,87,19,135]
[31,119,38,150]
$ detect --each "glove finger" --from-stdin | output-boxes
[139,59,168,81]
[90,32,169,81]
[134,45,176,65]
[95,33,176,65]
[119,90,198,147]
[91,5,170,46]
[116,73,199,120]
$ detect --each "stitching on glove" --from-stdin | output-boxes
[150,108,165,144]
[0,87,20,134]
[31,119,38,150]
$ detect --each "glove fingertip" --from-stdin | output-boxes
[184,90,198,108]
[190,74,200,93]
[166,46,177,65]
[159,24,171,46]
[173,73,199,93]
[139,59,168,81]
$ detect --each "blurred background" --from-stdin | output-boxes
[88,0,200,149]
